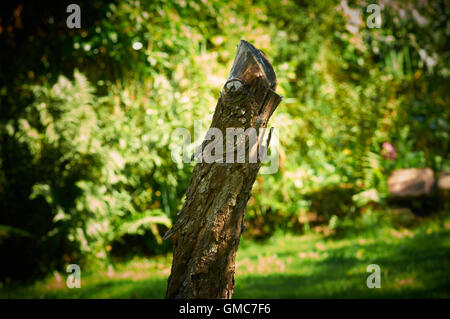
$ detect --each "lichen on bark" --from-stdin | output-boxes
[164,40,282,299]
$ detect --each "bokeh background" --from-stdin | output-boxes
[0,0,449,298]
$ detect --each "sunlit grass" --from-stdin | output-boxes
[1,216,449,298]
[234,216,450,298]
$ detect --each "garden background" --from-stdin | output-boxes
[0,0,449,298]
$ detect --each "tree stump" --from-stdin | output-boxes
[164,40,282,299]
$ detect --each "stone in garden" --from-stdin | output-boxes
[437,172,450,201]
[437,172,450,191]
[388,168,434,197]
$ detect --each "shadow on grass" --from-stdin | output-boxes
[2,226,449,299]
[0,277,168,299]
[234,230,450,298]
[75,278,167,299]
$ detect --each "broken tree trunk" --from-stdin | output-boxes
[164,40,282,299]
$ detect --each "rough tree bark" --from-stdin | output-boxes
[163,40,282,299]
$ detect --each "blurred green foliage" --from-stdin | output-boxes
[0,0,448,281]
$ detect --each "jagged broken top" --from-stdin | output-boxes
[227,40,277,91]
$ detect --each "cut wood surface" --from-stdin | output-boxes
[164,40,282,299]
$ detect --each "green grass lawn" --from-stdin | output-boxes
[1,216,450,298]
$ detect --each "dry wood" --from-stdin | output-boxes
[164,40,282,299]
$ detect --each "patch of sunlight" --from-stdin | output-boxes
[298,251,327,260]
[315,242,327,251]
[390,229,414,239]
[355,249,364,259]
[323,239,354,250]
[391,276,424,290]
